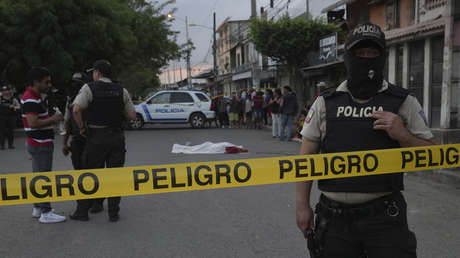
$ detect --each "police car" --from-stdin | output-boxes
[130,90,215,129]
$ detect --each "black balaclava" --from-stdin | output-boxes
[344,23,386,99]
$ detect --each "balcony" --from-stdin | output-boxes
[232,63,252,74]
[425,0,447,10]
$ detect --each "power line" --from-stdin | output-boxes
[201,0,220,25]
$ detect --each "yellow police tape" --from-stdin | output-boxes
[1,144,459,206]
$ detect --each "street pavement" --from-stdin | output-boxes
[0,125,459,258]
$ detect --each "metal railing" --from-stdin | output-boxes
[425,0,447,10]
[231,63,252,74]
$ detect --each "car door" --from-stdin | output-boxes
[194,92,211,110]
[143,92,171,122]
[169,92,195,121]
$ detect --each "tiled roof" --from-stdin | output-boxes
[385,18,445,42]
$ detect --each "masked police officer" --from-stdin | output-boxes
[70,60,136,222]
[296,22,435,257]
[0,85,20,150]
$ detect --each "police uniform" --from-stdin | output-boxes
[64,98,87,169]
[0,87,20,149]
[70,65,135,222]
[64,74,89,170]
[301,80,433,257]
[299,22,435,258]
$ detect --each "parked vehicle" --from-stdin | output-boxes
[130,90,215,129]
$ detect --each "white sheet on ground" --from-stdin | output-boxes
[171,141,244,154]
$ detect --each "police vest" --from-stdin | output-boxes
[0,97,15,116]
[86,81,124,128]
[319,85,409,193]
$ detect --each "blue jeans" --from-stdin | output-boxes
[26,143,53,213]
[280,114,295,141]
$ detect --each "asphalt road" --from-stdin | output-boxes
[0,125,459,258]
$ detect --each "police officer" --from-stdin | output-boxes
[70,60,136,222]
[62,72,89,168]
[0,85,20,150]
[63,72,106,214]
[296,22,435,257]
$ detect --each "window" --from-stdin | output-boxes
[408,0,415,25]
[195,93,210,102]
[149,93,170,104]
[385,0,400,30]
[170,92,194,103]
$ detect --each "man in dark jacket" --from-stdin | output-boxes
[279,86,298,141]
[0,85,20,149]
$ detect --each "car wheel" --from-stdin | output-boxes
[130,114,144,129]
[190,113,205,128]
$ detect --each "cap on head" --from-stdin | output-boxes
[316,82,326,88]
[88,60,112,77]
[72,72,89,84]
[345,22,386,52]
[283,86,292,92]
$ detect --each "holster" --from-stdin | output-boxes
[305,206,330,258]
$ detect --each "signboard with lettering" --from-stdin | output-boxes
[319,33,337,63]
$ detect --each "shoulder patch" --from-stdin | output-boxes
[419,109,429,126]
[305,108,315,123]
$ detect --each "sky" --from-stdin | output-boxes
[164,0,340,69]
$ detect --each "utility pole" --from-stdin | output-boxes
[441,0,454,128]
[186,16,192,90]
[167,69,171,89]
[305,0,310,20]
[213,12,217,96]
[173,62,177,86]
[251,0,257,18]
[251,0,260,89]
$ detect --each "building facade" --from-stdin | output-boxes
[215,18,276,96]
[323,0,460,129]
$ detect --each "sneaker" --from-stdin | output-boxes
[39,211,66,223]
[32,208,54,218]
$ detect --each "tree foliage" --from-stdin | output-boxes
[249,17,339,69]
[0,0,180,96]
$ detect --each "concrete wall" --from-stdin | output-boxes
[217,23,232,75]
[369,4,385,28]
[347,0,369,28]
[419,0,446,22]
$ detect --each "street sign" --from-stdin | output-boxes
[319,33,337,63]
